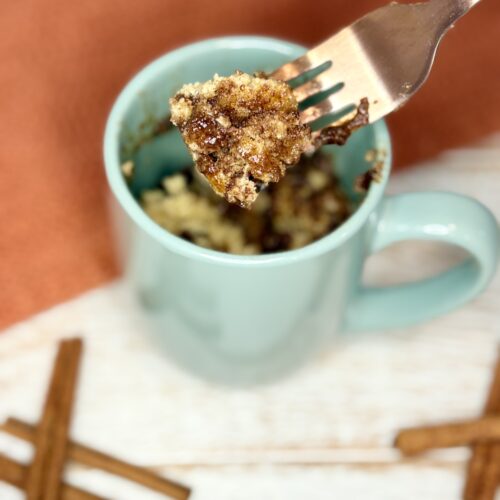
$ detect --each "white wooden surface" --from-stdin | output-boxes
[1,135,500,500]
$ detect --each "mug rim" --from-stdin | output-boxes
[103,36,392,268]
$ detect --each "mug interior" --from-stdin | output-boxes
[104,37,392,266]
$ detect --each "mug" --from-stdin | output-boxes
[103,37,499,385]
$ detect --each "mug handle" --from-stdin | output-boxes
[345,192,499,332]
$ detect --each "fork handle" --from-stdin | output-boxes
[431,0,483,26]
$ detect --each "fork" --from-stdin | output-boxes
[271,0,482,128]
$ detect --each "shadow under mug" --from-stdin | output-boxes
[103,37,499,386]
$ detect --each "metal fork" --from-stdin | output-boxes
[272,0,482,127]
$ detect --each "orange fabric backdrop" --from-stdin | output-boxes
[1,0,499,329]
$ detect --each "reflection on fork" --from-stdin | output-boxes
[271,0,482,129]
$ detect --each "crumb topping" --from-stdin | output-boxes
[170,71,311,208]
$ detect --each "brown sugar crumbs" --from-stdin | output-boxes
[141,152,351,255]
[170,71,311,209]
[314,98,370,149]
[355,148,386,193]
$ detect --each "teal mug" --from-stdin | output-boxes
[104,37,499,385]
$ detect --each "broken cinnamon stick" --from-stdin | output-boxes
[2,417,191,500]
[26,338,82,500]
[395,416,500,456]
[0,454,103,500]
[464,353,500,500]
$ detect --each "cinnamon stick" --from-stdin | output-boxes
[0,454,103,500]
[395,416,500,456]
[464,353,500,500]
[26,338,82,500]
[2,417,191,500]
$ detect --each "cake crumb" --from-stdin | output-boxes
[355,160,384,193]
[314,98,370,149]
[162,174,187,195]
[141,152,351,255]
[364,149,377,163]
[170,71,311,209]
[121,160,134,179]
